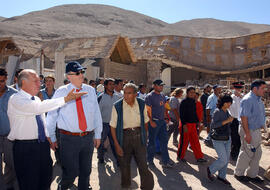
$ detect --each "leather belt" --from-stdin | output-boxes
[123,127,141,131]
[14,139,40,143]
[59,129,90,136]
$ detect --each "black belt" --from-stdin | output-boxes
[14,139,40,143]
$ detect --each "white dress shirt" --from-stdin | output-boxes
[7,89,65,140]
[228,93,242,120]
[46,83,103,142]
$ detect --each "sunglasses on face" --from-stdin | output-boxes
[68,70,85,76]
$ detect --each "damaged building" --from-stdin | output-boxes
[0,31,270,92]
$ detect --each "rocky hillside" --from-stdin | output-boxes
[0,4,269,40]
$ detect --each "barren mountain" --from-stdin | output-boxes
[170,18,270,38]
[0,4,270,40]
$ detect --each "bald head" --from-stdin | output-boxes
[18,69,41,96]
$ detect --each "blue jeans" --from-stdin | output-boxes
[209,137,231,179]
[147,120,170,164]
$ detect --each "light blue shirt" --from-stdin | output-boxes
[46,83,103,142]
[240,91,265,130]
[206,93,218,116]
[0,86,17,135]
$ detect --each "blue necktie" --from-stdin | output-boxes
[31,97,46,142]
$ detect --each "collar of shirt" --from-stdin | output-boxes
[104,90,115,96]
[123,98,138,108]
[19,89,33,99]
[67,83,86,91]
[250,91,261,101]
[1,86,8,97]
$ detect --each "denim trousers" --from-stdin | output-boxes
[167,119,179,142]
[98,123,118,162]
[209,137,231,179]
[118,129,154,189]
[58,132,94,190]
[147,120,170,164]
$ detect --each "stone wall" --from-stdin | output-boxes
[105,61,147,85]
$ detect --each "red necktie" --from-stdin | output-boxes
[75,89,87,132]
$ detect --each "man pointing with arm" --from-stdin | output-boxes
[7,69,85,190]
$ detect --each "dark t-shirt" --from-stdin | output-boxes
[200,92,209,111]
[145,91,166,120]
[179,97,199,125]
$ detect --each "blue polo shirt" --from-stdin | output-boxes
[145,91,166,120]
[240,91,265,130]
[206,93,218,116]
[0,86,17,135]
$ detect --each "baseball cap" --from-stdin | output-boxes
[213,85,221,90]
[65,61,86,73]
[153,79,165,86]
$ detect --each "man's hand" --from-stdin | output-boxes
[149,120,157,128]
[47,137,58,151]
[183,125,188,133]
[64,89,87,103]
[244,133,252,144]
[227,116,234,123]
[94,139,101,149]
[115,144,124,157]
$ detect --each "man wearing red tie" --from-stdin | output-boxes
[7,69,85,190]
[46,61,103,190]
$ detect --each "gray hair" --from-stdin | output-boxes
[17,69,36,88]
[123,83,138,94]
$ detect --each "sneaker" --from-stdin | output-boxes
[247,176,264,183]
[176,157,187,163]
[204,140,213,148]
[234,174,249,182]
[207,167,214,181]
[162,162,173,168]
[180,159,187,163]
[197,158,208,163]
[217,176,231,185]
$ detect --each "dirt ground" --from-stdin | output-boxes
[51,130,270,190]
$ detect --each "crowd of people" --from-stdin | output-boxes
[0,60,267,190]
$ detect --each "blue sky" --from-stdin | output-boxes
[1,0,270,24]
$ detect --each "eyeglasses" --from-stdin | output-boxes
[68,70,85,76]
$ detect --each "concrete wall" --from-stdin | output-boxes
[146,60,162,88]
[161,67,171,94]
[5,56,19,85]
[105,61,147,85]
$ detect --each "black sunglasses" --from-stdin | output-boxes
[68,70,85,76]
